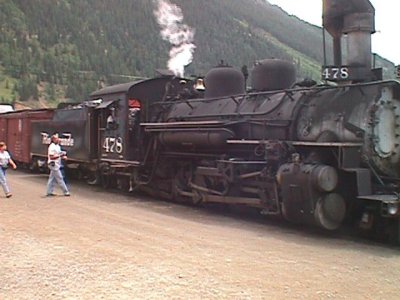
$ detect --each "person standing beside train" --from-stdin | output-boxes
[46,134,70,197]
[0,142,17,198]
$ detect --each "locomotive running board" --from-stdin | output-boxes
[142,120,227,130]
[203,194,265,208]
[100,158,141,166]
[358,194,399,203]
[227,140,363,147]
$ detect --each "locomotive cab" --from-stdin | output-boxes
[91,83,139,164]
[90,76,191,164]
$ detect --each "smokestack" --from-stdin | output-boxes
[323,0,376,82]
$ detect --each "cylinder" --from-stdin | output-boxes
[312,165,339,192]
[314,193,346,230]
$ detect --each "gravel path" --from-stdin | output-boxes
[1,171,399,299]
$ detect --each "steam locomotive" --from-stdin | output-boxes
[1,0,399,242]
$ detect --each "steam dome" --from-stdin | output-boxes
[251,59,296,91]
[204,66,246,99]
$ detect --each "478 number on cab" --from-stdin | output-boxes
[322,66,350,81]
[103,136,123,154]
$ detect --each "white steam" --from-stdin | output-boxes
[153,0,196,77]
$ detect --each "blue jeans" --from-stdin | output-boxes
[47,169,69,195]
[0,167,10,195]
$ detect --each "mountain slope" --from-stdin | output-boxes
[0,0,396,104]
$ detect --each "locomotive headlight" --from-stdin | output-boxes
[387,203,399,216]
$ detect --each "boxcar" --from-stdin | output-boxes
[0,109,54,166]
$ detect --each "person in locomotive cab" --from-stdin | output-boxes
[128,107,140,132]
[106,107,117,130]
[46,134,70,197]
[0,142,17,198]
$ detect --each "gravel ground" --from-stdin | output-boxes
[0,171,399,299]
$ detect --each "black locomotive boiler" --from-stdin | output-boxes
[29,0,400,242]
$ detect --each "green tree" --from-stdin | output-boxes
[17,76,38,101]
[46,82,56,101]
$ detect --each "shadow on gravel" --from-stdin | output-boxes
[19,172,400,255]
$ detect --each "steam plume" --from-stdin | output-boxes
[153,0,196,77]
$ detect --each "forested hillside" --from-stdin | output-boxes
[0,0,396,106]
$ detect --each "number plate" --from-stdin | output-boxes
[322,66,350,81]
[103,136,124,154]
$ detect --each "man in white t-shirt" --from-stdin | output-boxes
[0,141,17,198]
[46,134,70,197]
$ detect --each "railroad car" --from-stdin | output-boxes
[0,109,54,167]
[30,104,97,173]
